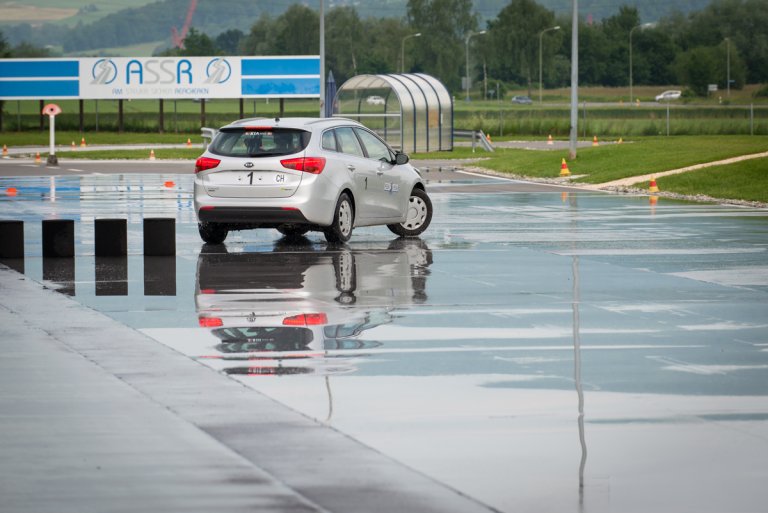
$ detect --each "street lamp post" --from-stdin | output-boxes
[629,22,655,105]
[319,0,325,116]
[538,25,560,104]
[568,0,579,160]
[400,33,421,74]
[725,37,731,98]
[465,30,486,101]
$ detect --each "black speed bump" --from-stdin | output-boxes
[95,218,127,257]
[42,219,75,258]
[143,218,176,256]
[0,220,24,258]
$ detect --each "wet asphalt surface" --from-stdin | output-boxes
[1,159,768,513]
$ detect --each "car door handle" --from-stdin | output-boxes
[347,164,355,171]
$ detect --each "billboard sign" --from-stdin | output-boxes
[0,56,320,100]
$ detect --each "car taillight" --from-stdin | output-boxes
[195,157,220,173]
[282,313,328,326]
[280,157,325,174]
[199,316,223,327]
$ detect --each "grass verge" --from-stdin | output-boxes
[50,148,201,160]
[414,135,768,203]
[416,136,768,183]
[7,134,767,204]
[636,157,768,204]
[1,131,202,147]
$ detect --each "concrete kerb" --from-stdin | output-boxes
[0,265,496,513]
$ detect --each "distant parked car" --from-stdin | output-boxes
[511,95,533,104]
[655,90,681,102]
[366,95,386,105]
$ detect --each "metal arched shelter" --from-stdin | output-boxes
[333,73,452,154]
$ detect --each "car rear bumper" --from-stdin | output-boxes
[197,206,310,226]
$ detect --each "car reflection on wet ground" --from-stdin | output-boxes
[1,170,768,513]
[191,239,430,377]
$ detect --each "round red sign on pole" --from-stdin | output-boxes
[42,103,62,116]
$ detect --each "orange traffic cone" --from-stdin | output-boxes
[649,195,658,206]
[149,149,156,160]
[559,158,571,177]
[547,134,553,145]
[186,138,192,148]
[80,137,86,147]
[2,144,8,158]
[35,152,41,164]
[71,141,76,150]
[6,187,18,196]
[486,133,492,143]
[649,176,659,193]
[164,180,175,188]
[592,135,599,146]
[617,137,623,144]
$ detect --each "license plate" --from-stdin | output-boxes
[206,171,292,186]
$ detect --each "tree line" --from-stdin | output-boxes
[2,0,766,98]
[163,0,767,97]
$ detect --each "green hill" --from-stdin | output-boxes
[1,0,714,55]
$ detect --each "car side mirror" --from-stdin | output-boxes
[394,152,409,165]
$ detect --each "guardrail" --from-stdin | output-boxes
[453,129,495,152]
[201,127,217,149]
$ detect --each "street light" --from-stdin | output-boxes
[538,25,560,104]
[465,30,486,101]
[629,22,655,105]
[400,33,421,74]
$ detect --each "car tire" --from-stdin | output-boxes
[324,193,354,243]
[277,224,310,238]
[198,222,228,244]
[387,188,432,238]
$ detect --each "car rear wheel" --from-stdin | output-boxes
[387,188,432,237]
[198,222,228,244]
[324,193,354,243]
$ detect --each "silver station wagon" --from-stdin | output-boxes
[193,117,432,244]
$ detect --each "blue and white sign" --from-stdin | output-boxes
[0,60,80,99]
[0,56,320,100]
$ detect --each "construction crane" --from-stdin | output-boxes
[171,0,198,49]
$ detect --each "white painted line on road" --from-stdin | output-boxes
[647,356,768,375]
[669,267,768,287]
[553,248,765,256]
[401,308,573,316]
[367,325,659,341]
[195,344,707,361]
[678,321,768,331]
[457,169,580,189]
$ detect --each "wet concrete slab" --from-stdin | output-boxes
[0,270,324,513]
[1,167,768,512]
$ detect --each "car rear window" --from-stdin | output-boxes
[209,127,310,157]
